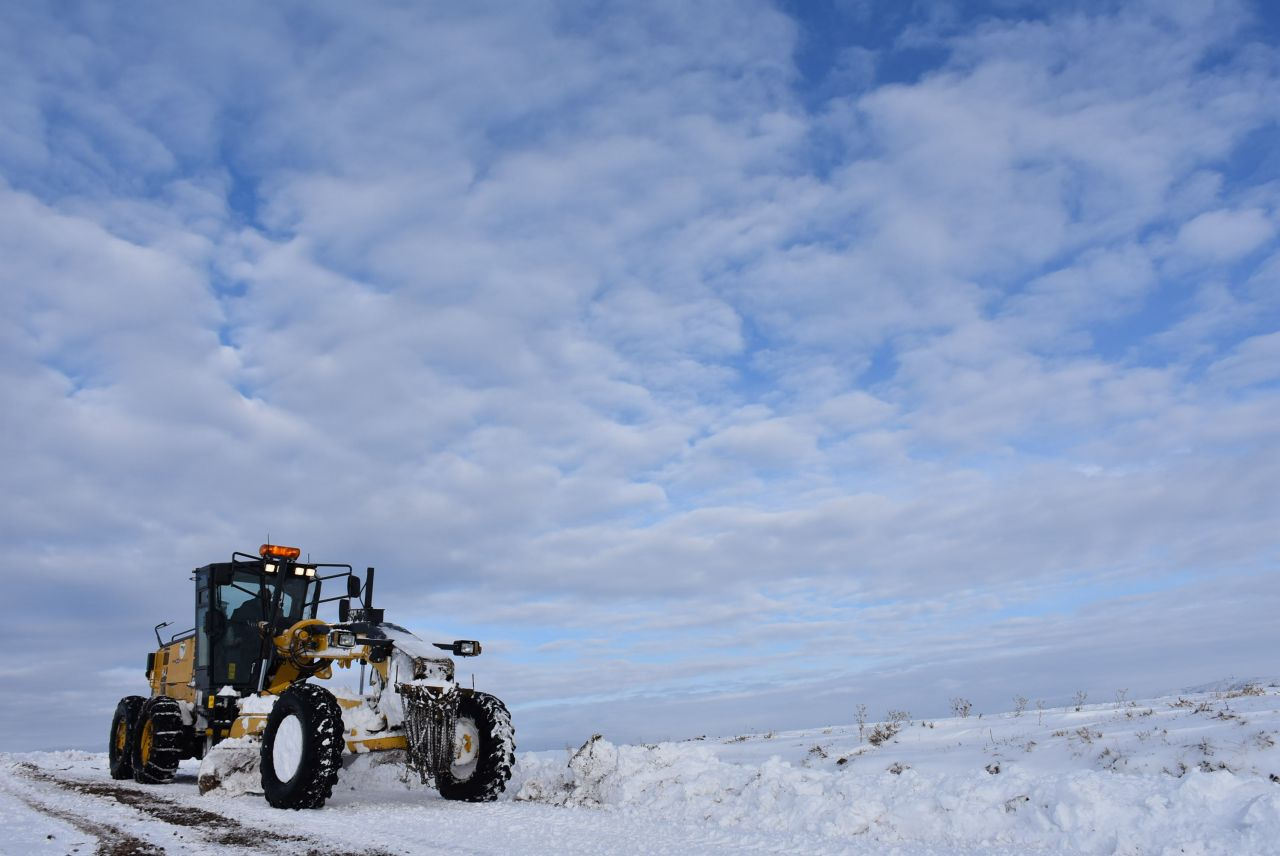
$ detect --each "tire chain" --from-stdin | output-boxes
[132,696,185,784]
[396,683,459,784]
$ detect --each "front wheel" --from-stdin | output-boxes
[436,691,515,802]
[260,683,344,809]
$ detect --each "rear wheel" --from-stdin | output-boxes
[131,696,184,784]
[108,696,145,780]
[260,683,344,809]
[436,692,515,802]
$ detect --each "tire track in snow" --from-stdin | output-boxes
[3,782,163,856]
[12,762,396,855]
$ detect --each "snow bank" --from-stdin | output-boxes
[7,686,1278,855]
[511,688,1280,854]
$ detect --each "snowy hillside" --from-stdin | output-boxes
[3,685,1278,854]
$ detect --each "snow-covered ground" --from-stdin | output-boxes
[3,684,1278,854]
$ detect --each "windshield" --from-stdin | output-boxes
[214,569,313,686]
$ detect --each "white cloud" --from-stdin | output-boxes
[0,0,1277,753]
[1177,207,1276,261]
[1207,330,1280,387]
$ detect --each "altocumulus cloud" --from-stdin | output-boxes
[0,0,1277,751]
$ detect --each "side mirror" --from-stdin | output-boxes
[145,652,156,679]
[338,598,350,623]
[347,576,361,599]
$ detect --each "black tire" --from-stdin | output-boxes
[131,696,184,784]
[436,691,515,802]
[260,683,345,809]
[108,696,145,780]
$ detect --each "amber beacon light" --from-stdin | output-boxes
[259,543,302,560]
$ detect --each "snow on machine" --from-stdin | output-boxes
[109,544,514,808]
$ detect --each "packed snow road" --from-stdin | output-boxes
[0,757,775,856]
[0,753,1045,856]
[3,684,1279,855]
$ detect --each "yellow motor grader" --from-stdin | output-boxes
[109,544,514,808]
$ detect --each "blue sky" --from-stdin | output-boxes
[1,0,1278,752]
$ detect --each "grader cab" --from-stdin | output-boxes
[109,545,514,808]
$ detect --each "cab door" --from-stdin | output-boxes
[193,565,215,694]
[194,562,266,693]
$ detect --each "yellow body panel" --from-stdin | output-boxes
[148,636,197,704]
[228,713,268,739]
[346,734,407,753]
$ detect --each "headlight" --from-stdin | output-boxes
[329,630,356,648]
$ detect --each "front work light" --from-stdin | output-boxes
[434,639,483,657]
[329,630,357,648]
